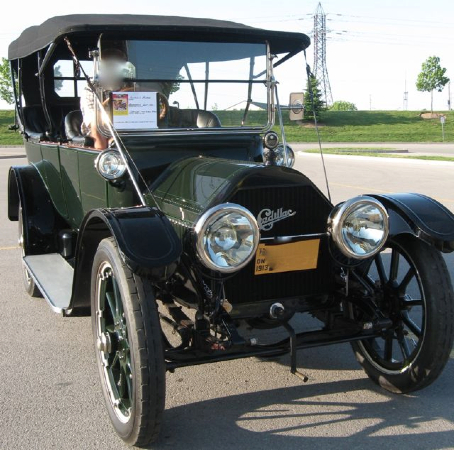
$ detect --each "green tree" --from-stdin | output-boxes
[330,100,357,111]
[0,57,15,105]
[53,65,63,92]
[161,74,184,97]
[303,75,325,120]
[416,56,449,113]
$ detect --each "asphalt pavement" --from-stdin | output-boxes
[0,147,453,450]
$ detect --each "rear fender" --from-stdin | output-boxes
[69,206,182,312]
[371,193,454,253]
[8,165,64,255]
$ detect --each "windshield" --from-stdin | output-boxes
[95,40,269,133]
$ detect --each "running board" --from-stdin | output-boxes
[24,254,73,313]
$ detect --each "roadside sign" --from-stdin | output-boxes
[440,115,446,124]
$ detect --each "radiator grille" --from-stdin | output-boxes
[224,185,334,304]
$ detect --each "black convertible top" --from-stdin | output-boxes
[8,14,310,60]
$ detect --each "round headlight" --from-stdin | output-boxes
[195,204,260,273]
[328,196,389,260]
[274,144,295,168]
[263,131,279,149]
[95,150,127,180]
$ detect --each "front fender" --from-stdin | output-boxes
[69,206,182,312]
[370,193,454,253]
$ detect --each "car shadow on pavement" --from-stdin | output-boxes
[260,342,362,372]
[151,362,454,450]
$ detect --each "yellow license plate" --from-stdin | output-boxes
[254,239,320,275]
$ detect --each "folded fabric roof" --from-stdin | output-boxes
[8,14,311,60]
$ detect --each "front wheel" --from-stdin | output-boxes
[351,235,454,394]
[91,237,166,446]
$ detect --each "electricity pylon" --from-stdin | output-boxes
[313,2,333,106]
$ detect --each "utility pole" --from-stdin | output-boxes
[448,82,451,111]
[369,94,372,111]
[313,2,333,106]
[403,75,408,110]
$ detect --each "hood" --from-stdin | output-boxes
[146,156,332,234]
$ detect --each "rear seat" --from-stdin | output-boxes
[22,103,80,142]
[64,110,94,147]
[22,105,48,141]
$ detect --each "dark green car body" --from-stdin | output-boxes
[7,20,454,445]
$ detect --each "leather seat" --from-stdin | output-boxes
[196,110,221,128]
[64,110,94,146]
[168,109,221,128]
[22,105,48,141]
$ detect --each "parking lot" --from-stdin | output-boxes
[0,149,453,450]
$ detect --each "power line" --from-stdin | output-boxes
[326,32,454,47]
[226,9,454,52]
[330,12,454,26]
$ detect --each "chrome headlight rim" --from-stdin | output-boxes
[194,203,260,274]
[263,131,279,150]
[275,144,295,168]
[329,196,389,260]
[95,149,127,180]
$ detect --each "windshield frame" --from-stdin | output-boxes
[93,39,274,137]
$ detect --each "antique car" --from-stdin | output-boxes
[7,14,454,447]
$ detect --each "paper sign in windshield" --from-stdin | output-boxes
[112,92,158,130]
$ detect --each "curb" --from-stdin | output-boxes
[0,155,26,159]
[301,149,409,154]
[330,149,408,154]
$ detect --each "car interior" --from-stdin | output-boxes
[16,39,224,146]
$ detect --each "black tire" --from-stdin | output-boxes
[91,237,166,447]
[18,202,41,297]
[351,235,454,394]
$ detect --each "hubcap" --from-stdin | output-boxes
[97,332,112,353]
[95,262,133,423]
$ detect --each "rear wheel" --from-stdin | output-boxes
[18,202,41,297]
[91,237,165,446]
[351,235,454,393]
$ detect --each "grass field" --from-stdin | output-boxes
[1,109,453,145]
[0,110,22,145]
[218,109,454,142]
[283,110,454,143]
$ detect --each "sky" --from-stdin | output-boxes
[1,0,454,111]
